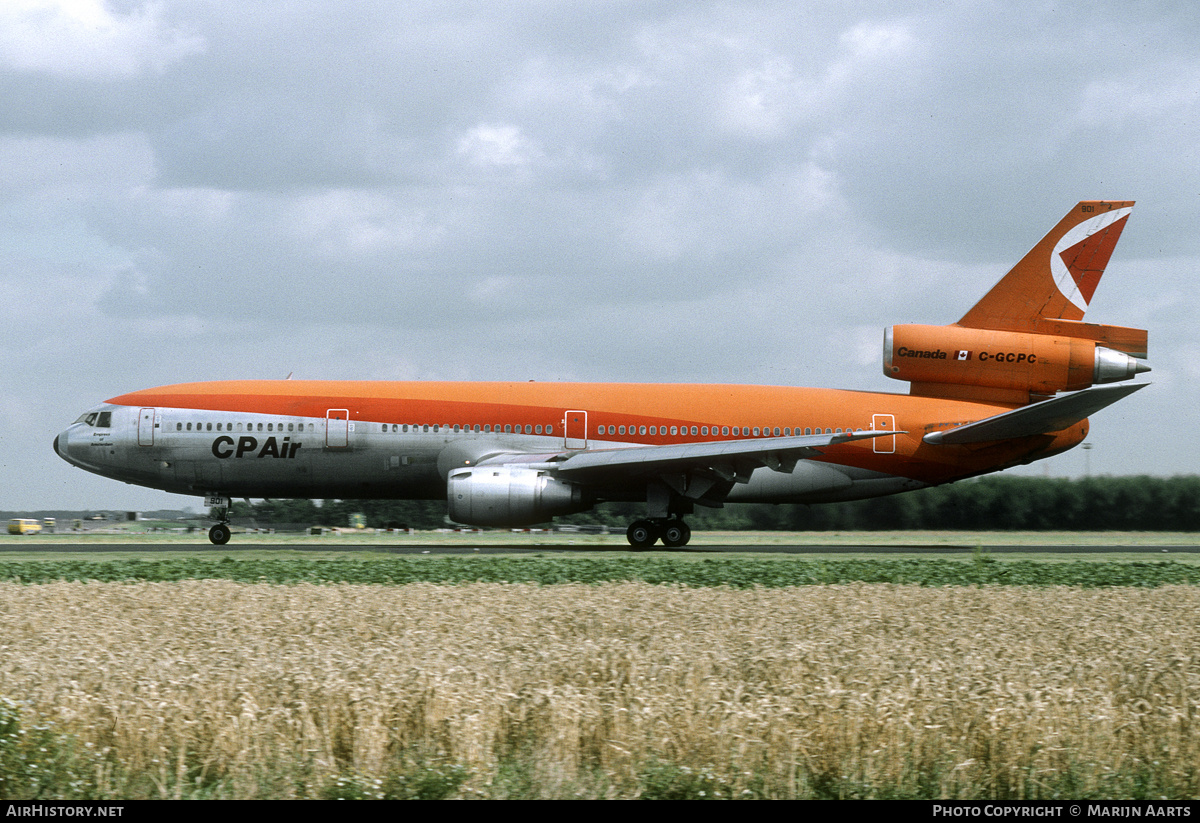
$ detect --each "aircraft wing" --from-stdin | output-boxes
[922,383,1148,446]
[483,429,899,489]
[552,430,894,476]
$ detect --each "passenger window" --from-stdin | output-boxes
[206,423,212,431]
[618,425,625,435]
[670,426,677,435]
[524,425,532,434]
[774,427,781,436]
[639,426,646,435]
[504,425,512,433]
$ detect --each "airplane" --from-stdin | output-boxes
[55,200,1150,548]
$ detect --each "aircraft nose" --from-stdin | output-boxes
[53,431,70,463]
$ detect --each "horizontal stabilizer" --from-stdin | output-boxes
[923,383,1147,446]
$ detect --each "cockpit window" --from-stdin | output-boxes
[73,410,113,428]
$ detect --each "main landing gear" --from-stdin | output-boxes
[626,518,692,549]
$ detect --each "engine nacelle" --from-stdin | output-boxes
[447,466,587,527]
[884,325,1147,394]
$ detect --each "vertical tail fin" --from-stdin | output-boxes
[885,200,1149,404]
[958,201,1135,331]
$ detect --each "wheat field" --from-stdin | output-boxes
[0,580,1196,798]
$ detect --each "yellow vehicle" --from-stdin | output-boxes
[8,519,42,535]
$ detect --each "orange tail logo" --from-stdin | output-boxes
[959,201,1134,331]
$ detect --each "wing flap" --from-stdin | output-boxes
[923,383,1147,446]
[542,429,898,479]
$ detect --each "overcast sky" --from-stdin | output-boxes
[3,0,1195,512]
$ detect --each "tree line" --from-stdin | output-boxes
[223,475,1200,532]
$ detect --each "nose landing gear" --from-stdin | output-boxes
[205,495,233,545]
[626,518,691,549]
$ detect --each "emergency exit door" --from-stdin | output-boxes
[326,409,350,448]
[138,408,156,446]
[871,414,895,454]
[564,410,587,450]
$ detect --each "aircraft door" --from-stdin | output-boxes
[326,409,350,448]
[564,410,587,450]
[872,414,896,454]
[138,408,156,446]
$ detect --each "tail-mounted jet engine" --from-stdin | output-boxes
[884,324,1149,399]
[447,466,587,527]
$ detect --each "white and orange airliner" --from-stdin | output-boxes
[55,201,1149,547]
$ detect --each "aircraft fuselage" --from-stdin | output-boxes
[54,379,1084,506]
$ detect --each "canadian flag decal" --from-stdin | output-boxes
[956,350,972,361]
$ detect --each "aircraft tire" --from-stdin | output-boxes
[626,520,658,549]
[661,520,690,548]
[209,523,231,546]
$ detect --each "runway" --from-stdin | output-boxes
[4,542,1196,554]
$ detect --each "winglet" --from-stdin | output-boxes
[958,201,1134,331]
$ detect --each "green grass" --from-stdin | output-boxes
[8,527,1200,546]
[1,554,1199,587]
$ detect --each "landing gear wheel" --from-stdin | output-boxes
[661,520,691,549]
[626,520,658,549]
[208,523,231,546]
